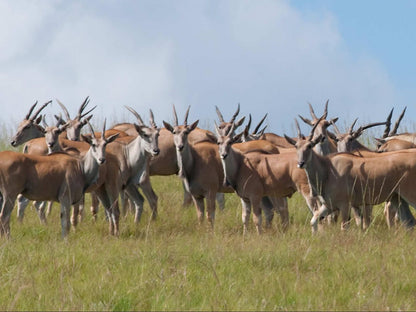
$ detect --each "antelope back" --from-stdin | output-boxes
[377,138,416,153]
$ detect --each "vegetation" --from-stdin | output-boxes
[0,173,415,311]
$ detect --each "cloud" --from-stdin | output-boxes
[0,0,398,135]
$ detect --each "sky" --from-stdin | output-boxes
[1,0,415,137]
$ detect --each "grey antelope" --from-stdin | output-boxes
[286,123,416,232]
[331,117,416,228]
[0,122,117,238]
[163,106,235,228]
[215,123,321,234]
[104,106,160,226]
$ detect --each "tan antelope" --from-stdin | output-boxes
[332,117,416,228]
[0,122,117,238]
[111,105,241,211]
[39,118,106,227]
[163,106,241,228]
[39,108,160,234]
[375,107,416,152]
[11,98,95,149]
[238,115,292,226]
[12,99,97,222]
[47,107,160,232]
[11,100,52,148]
[215,122,323,234]
[298,101,340,224]
[286,121,416,232]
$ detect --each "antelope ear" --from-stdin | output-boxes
[81,134,93,145]
[189,120,199,131]
[232,131,244,143]
[163,121,174,133]
[327,131,338,141]
[205,131,217,143]
[106,133,119,144]
[134,124,146,136]
[234,116,246,128]
[374,138,386,144]
[284,135,297,146]
[35,115,43,125]
[54,114,65,125]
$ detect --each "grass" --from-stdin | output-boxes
[0,175,415,311]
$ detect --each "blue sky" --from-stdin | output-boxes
[1,0,415,136]
[293,0,415,95]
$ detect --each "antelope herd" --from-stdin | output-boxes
[1,98,415,238]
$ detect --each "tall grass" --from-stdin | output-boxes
[0,175,415,311]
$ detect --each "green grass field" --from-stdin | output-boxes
[0,174,416,311]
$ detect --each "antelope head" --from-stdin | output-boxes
[376,107,407,149]
[42,115,70,154]
[163,105,199,152]
[11,100,52,147]
[298,100,338,154]
[332,118,387,153]
[241,114,267,142]
[216,123,243,159]
[285,118,323,168]
[215,103,246,137]
[81,120,119,165]
[125,106,160,156]
[56,96,96,141]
